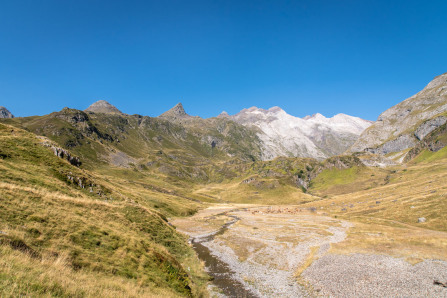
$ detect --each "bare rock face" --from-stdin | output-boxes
[366,134,416,155]
[85,100,122,114]
[351,72,447,154]
[0,107,14,118]
[414,116,447,140]
[356,153,398,168]
[227,106,372,160]
[404,121,447,162]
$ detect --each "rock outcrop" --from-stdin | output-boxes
[38,136,82,166]
[404,121,447,162]
[85,100,123,114]
[365,134,416,155]
[0,107,14,118]
[414,116,447,140]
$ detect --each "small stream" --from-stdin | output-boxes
[191,215,258,298]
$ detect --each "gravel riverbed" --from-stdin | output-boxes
[173,206,447,297]
[203,210,352,297]
[303,253,447,297]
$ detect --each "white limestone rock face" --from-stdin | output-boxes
[351,72,447,153]
[228,106,372,160]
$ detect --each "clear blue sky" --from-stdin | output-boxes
[1,0,447,120]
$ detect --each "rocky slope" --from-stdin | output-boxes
[0,106,14,118]
[351,72,447,155]
[225,106,372,160]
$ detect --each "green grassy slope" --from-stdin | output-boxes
[2,108,262,170]
[0,123,208,297]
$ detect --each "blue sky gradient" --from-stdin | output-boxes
[1,0,447,120]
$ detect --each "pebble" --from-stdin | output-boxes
[303,254,447,297]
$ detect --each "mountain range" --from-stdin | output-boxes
[156,102,372,160]
[2,72,447,297]
[2,72,447,166]
[224,106,372,160]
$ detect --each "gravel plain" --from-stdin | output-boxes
[303,253,447,297]
[203,209,352,297]
[173,206,447,297]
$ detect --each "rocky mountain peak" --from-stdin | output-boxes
[0,106,14,118]
[425,72,447,90]
[217,111,230,118]
[159,103,190,119]
[351,71,447,155]
[85,100,122,114]
[245,106,260,112]
[268,106,283,113]
[228,105,372,160]
[304,113,326,121]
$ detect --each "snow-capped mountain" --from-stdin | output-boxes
[224,106,372,160]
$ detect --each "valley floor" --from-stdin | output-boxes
[173,205,447,297]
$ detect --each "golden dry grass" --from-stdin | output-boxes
[0,246,179,298]
[0,123,209,297]
[300,154,447,261]
[194,181,316,205]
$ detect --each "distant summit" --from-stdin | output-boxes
[85,100,122,114]
[159,103,191,120]
[303,113,325,120]
[229,106,372,160]
[217,111,230,118]
[0,106,14,118]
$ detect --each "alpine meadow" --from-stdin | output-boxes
[1,1,447,297]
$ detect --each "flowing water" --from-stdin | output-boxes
[191,215,258,297]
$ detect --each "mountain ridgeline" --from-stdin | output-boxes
[0,100,372,170]
[2,72,447,173]
[351,72,447,162]
[226,106,372,160]
[2,72,447,297]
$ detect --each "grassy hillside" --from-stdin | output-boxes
[2,107,447,296]
[2,108,262,171]
[308,166,391,197]
[299,150,447,262]
[0,123,208,297]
